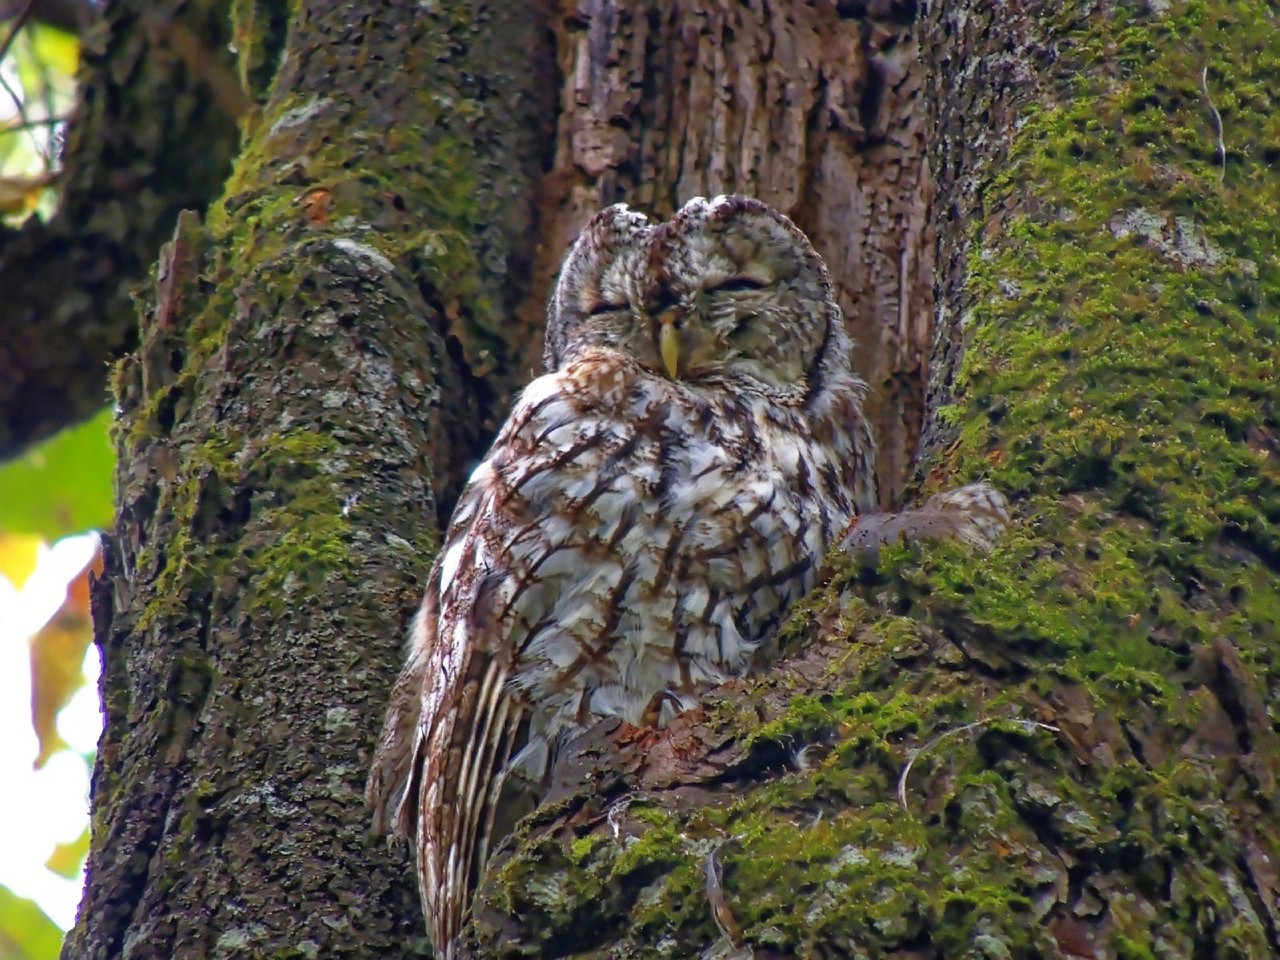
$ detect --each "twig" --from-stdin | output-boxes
[0,1,63,169]
[0,0,33,62]
[1200,65,1226,183]
[2,113,64,132]
[897,719,1060,812]
[704,845,743,948]
[0,47,46,165]
[33,26,56,166]
[0,67,26,118]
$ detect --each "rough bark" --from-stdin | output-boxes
[472,1,1280,957]
[73,0,1280,958]
[0,0,242,461]
[66,2,555,957]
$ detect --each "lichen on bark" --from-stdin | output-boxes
[67,3,555,958]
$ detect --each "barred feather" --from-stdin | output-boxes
[368,196,880,958]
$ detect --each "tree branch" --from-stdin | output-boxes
[0,0,239,461]
[0,0,90,36]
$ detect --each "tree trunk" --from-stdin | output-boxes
[69,1,1279,958]
[64,2,556,956]
[474,1,1280,957]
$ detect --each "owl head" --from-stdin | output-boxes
[544,195,852,399]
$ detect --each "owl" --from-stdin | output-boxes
[368,195,878,958]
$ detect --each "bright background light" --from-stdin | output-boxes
[0,533,102,929]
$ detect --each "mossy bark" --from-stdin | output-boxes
[70,1,1278,958]
[473,2,1280,958]
[65,3,555,958]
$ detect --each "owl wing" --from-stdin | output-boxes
[365,475,527,958]
[421,502,528,957]
[365,563,441,838]
[367,363,614,958]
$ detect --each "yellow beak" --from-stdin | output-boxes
[658,309,680,379]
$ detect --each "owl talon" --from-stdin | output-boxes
[638,689,688,727]
[840,482,1011,560]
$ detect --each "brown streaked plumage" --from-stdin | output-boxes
[366,196,1005,957]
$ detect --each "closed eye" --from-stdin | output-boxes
[588,301,627,316]
[712,277,767,293]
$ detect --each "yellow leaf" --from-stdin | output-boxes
[0,173,53,215]
[29,547,100,769]
[44,827,89,880]
[0,532,43,588]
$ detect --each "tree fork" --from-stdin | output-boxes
[473,2,1280,956]
[66,1,1280,957]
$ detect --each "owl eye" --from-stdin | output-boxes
[588,301,627,316]
[711,277,767,293]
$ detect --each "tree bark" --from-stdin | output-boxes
[474,1,1280,957]
[0,0,242,461]
[72,0,1279,958]
[66,2,555,957]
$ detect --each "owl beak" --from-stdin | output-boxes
[658,308,680,379]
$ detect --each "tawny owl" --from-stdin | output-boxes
[366,196,999,958]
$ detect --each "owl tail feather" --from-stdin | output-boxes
[419,653,526,960]
[366,644,432,839]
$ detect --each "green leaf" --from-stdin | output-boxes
[26,23,79,79]
[44,827,89,881]
[13,25,78,104]
[0,408,114,537]
[0,885,62,960]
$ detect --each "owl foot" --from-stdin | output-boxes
[839,482,1011,566]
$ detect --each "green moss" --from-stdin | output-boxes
[481,2,1280,956]
[134,428,360,630]
[196,30,511,374]
[923,0,1279,697]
